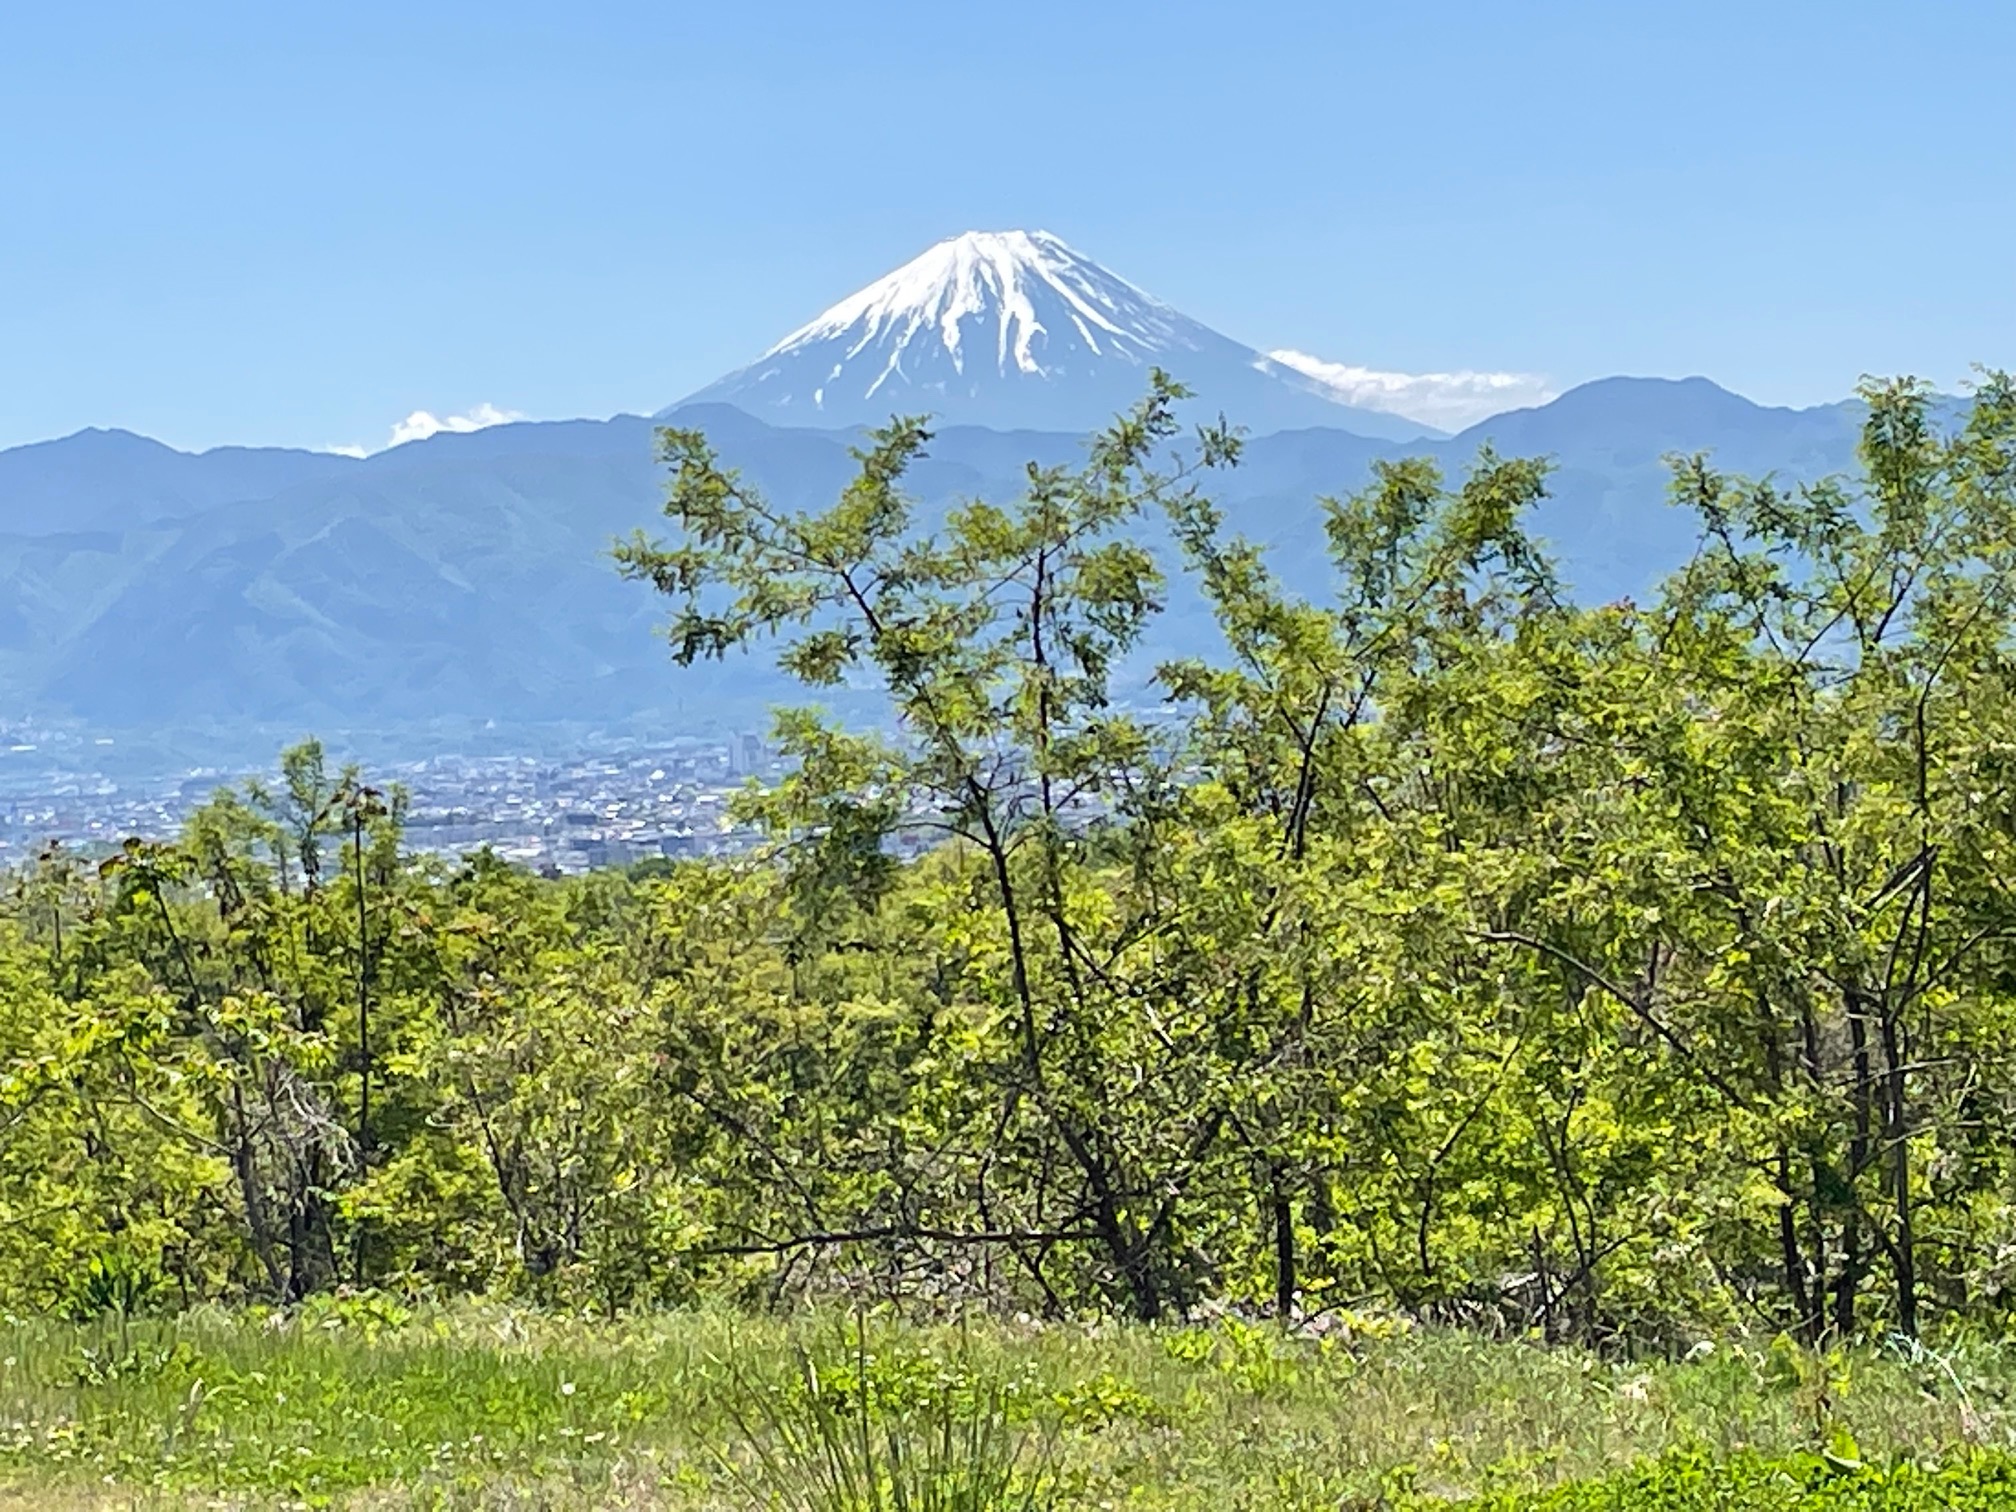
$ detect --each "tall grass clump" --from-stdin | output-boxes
[722,1335,1054,1512]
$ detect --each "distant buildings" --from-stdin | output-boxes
[0,736,780,875]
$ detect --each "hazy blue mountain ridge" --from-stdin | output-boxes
[0,427,358,534]
[0,376,1885,762]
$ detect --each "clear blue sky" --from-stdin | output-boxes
[4,0,2012,452]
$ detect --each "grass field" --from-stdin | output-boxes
[1,1300,2011,1508]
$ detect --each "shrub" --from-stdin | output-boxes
[723,1346,1054,1512]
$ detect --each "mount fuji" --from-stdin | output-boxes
[665,230,1439,443]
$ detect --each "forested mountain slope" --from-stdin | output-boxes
[0,378,1872,750]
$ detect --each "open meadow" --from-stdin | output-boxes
[3,1304,2015,1509]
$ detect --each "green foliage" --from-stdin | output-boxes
[11,373,2016,1361]
[58,1251,163,1324]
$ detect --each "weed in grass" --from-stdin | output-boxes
[719,1329,1055,1512]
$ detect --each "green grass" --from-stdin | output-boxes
[1422,1450,2016,1509]
[0,1301,2011,1508]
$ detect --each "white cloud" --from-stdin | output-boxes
[386,402,524,449]
[317,403,526,459]
[1269,350,1556,433]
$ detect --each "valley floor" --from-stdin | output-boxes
[1,1303,2011,1509]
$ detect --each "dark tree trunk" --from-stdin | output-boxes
[1271,1162,1296,1322]
[1880,1008,1919,1337]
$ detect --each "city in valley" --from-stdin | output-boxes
[0,725,782,875]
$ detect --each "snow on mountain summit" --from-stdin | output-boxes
[667,231,1438,441]
[762,230,1190,388]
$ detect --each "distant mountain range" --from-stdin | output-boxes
[0,375,1877,769]
[1,227,1935,770]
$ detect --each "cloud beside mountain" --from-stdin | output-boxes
[1267,350,1557,432]
[328,403,526,457]
[390,403,525,447]
[310,233,1547,456]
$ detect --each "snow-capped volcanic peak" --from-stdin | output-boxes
[667,229,1438,441]
[765,229,1189,389]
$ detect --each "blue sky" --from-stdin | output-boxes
[4,0,2012,451]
